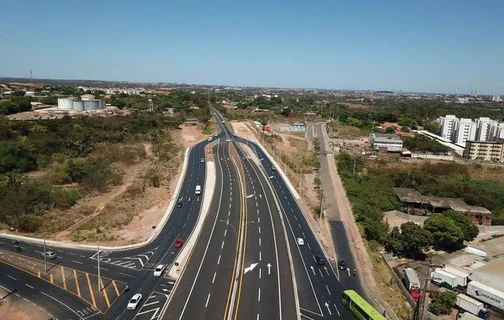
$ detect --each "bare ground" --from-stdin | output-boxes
[32,124,212,245]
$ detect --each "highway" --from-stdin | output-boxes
[0,133,218,319]
[234,132,363,319]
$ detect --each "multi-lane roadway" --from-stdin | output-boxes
[0,109,368,320]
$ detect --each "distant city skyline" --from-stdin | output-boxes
[1,0,503,95]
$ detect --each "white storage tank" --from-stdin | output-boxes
[57,97,75,110]
[81,94,95,101]
[73,101,84,112]
[84,100,99,110]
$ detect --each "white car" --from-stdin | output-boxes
[200,158,205,163]
[127,293,142,310]
[153,264,165,277]
[42,251,57,260]
[297,238,305,246]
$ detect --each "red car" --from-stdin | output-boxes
[175,238,183,248]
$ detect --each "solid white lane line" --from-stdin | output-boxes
[294,215,297,220]
[257,314,260,320]
[224,229,227,237]
[302,232,306,238]
[258,288,261,302]
[120,272,134,278]
[221,240,225,249]
[318,269,324,277]
[326,285,331,295]
[307,243,312,250]
[212,272,217,284]
[259,267,262,279]
[259,252,262,261]
[259,238,261,246]
[298,223,301,228]
[71,260,83,265]
[217,255,221,265]
[258,226,261,234]
[25,284,34,289]
[334,304,341,316]
[7,275,17,281]
[258,217,260,223]
[205,293,211,308]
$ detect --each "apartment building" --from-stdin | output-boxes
[463,140,504,162]
[438,114,457,139]
[453,118,477,146]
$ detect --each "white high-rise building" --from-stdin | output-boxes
[489,122,504,140]
[438,115,458,140]
[475,117,497,141]
[492,95,501,102]
[453,118,477,146]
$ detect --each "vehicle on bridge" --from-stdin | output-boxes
[195,185,201,195]
[175,238,184,248]
[154,264,166,277]
[342,290,386,320]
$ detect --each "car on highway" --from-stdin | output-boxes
[297,238,305,246]
[315,255,325,266]
[200,157,205,163]
[175,238,183,248]
[127,293,142,310]
[338,258,347,270]
[42,251,57,260]
[153,264,166,277]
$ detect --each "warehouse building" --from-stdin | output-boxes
[369,133,403,151]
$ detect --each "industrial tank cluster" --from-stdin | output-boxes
[57,95,105,112]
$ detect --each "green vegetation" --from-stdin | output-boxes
[337,154,494,257]
[0,111,185,232]
[428,291,457,316]
[402,135,449,153]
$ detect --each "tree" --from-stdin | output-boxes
[280,107,291,117]
[442,210,479,241]
[42,96,58,105]
[363,220,388,243]
[428,291,456,315]
[385,226,404,254]
[399,222,432,258]
[424,214,464,251]
[385,127,395,133]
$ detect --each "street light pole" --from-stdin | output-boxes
[43,239,46,272]
[97,243,101,292]
[319,187,324,231]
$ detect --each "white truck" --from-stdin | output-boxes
[444,265,470,287]
[195,185,201,195]
[456,293,489,319]
[431,269,457,288]
[403,268,421,302]
[467,280,504,311]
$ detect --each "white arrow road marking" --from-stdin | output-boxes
[244,263,258,274]
[310,266,315,275]
[259,194,262,199]
[347,267,350,276]
[247,194,255,199]
[324,266,329,276]
[162,288,171,293]
[269,176,274,179]
[267,263,272,275]
[324,302,332,316]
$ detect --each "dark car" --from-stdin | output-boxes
[315,255,325,266]
[338,258,347,270]
[176,201,183,208]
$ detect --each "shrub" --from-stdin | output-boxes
[428,291,456,315]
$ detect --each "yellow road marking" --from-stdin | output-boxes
[233,151,248,320]
[112,280,120,297]
[50,274,54,284]
[74,270,81,298]
[86,273,97,308]
[61,266,67,290]
[100,278,111,308]
[223,145,246,320]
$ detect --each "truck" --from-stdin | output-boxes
[208,137,213,142]
[403,268,421,302]
[456,293,490,319]
[195,185,201,195]
[456,312,486,320]
[431,269,457,289]
[444,265,470,287]
[467,280,504,311]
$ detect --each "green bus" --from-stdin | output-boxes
[341,290,387,320]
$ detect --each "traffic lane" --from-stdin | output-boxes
[0,261,102,320]
[245,152,298,320]
[179,142,240,320]
[163,141,236,319]
[235,146,289,320]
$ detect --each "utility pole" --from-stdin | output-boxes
[319,186,324,231]
[97,243,101,291]
[353,156,357,174]
[43,239,47,272]
[142,185,146,241]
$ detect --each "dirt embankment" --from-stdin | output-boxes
[33,125,212,245]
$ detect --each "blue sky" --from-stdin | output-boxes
[1,0,503,94]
